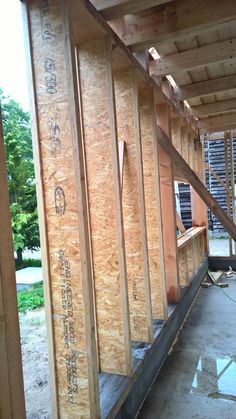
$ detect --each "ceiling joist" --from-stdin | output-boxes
[149,39,236,77]
[199,113,236,133]
[191,98,236,117]
[91,0,172,20]
[107,0,236,51]
[174,74,236,101]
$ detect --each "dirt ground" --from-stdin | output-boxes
[19,309,51,418]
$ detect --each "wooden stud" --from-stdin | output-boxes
[140,87,168,319]
[118,140,125,192]
[187,242,194,279]
[176,211,186,234]
[192,238,199,274]
[230,131,236,255]
[178,248,189,287]
[156,126,236,242]
[133,70,153,340]
[156,103,180,303]
[224,132,233,256]
[171,118,182,155]
[24,1,100,415]
[188,130,195,172]
[0,109,25,419]
[181,126,189,165]
[22,4,59,415]
[191,139,208,245]
[78,36,132,375]
[113,66,153,342]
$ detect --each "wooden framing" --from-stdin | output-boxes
[18,0,236,417]
[192,98,236,118]
[24,1,100,416]
[107,0,236,51]
[230,132,236,254]
[92,0,172,20]
[178,227,206,286]
[224,133,233,255]
[174,75,236,101]
[157,126,236,241]
[113,66,153,342]
[0,110,25,419]
[150,39,236,76]
[199,113,236,133]
[157,103,180,303]
[191,140,208,228]
[140,87,168,319]
[77,36,132,375]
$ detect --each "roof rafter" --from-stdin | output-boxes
[199,113,236,133]
[149,39,236,77]
[91,0,172,20]
[174,74,236,101]
[108,0,236,51]
[191,99,236,117]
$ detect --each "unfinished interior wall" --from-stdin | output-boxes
[113,67,153,342]
[20,0,209,417]
[24,1,100,416]
[139,87,167,319]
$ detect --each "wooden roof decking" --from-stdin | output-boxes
[91,0,236,134]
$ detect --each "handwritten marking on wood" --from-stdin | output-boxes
[27,0,99,415]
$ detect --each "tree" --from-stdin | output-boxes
[0,89,39,264]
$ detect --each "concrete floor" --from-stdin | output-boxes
[139,275,236,419]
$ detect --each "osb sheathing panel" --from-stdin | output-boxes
[171,119,182,155]
[113,69,153,342]
[28,1,98,416]
[186,242,194,279]
[178,232,205,286]
[139,88,167,319]
[78,38,131,375]
[178,248,189,286]
[181,126,189,166]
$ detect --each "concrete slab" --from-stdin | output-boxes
[16,267,43,291]
[139,275,236,418]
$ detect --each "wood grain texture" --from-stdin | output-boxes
[114,68,153,342]
[177,228,206,283]
[178,248,189,286]
[78,37,132,375]
[139,87,168,319]
[26,1,100,416]
[171,118,182,154]
[157,125,236,241]
[0,110,25,419]
[157,103,180,303]
[181,126,189,166]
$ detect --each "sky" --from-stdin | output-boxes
[0,0,29,110]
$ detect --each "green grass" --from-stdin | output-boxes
[17,281,44,313]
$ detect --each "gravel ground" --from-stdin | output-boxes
[19,309,51,419]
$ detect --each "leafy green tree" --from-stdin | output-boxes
[0,89,39,264]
